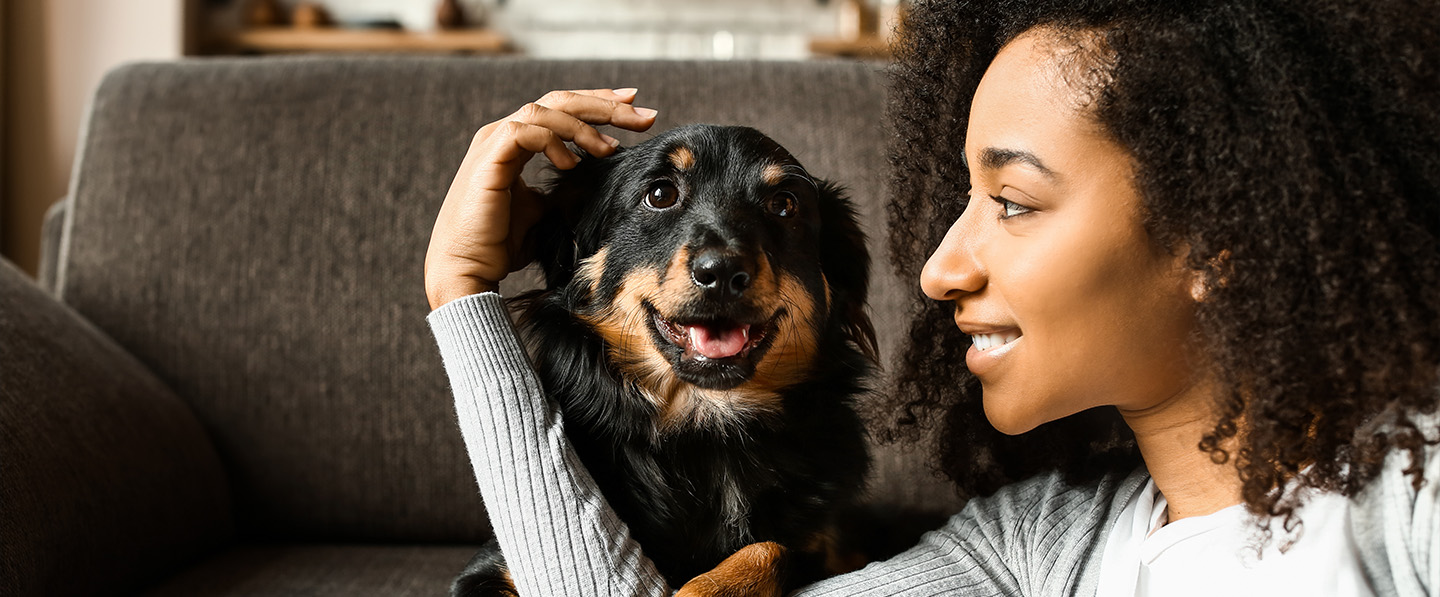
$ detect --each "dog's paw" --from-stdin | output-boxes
[676,541,787,597]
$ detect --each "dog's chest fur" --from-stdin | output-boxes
[565,398,863,585]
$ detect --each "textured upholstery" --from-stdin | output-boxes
[38,200,65,295]
[0,258,233,595]
[143,545,476,596]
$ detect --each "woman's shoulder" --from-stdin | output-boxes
[1349,418,1440,595]
[1353,415,1440,510]
[959,465,1149,526]
[939,467,1149,555]
[798,467,1149,596]
[913,466,1150,594]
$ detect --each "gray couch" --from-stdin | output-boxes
[0,57,961,595]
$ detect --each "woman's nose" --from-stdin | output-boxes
[920,203,986,301]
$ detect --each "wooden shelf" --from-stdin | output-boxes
[808,35,891,60]
[208,27,512,55]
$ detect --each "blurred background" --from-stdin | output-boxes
[0,0,901,278]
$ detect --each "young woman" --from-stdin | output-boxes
[426,0,1440,594]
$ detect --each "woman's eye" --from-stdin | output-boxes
[765,191,797,218]
[644,181,679,210]
[990,195,1033,219]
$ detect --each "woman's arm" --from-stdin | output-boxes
[425,89,662,595]
[430,291,672,596]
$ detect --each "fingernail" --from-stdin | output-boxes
[600,133,620,148]
[614,87,638,96]
[635,107,658,118]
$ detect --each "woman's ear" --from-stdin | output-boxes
[1189,271,1210,302]
[1190,249,1232,303]
[817,181,879,363]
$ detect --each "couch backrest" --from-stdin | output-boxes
[54,57,961,543]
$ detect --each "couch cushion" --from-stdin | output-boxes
[0,259,232,595]
[142,544,477,596]
[56,57,960,543]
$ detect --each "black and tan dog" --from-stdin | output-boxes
[452,124,876,596]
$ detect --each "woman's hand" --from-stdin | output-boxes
[425,88,658,310]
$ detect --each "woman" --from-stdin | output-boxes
[426,0,1440,594]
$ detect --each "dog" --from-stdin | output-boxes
[452,124,877,596]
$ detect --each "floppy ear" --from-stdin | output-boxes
[532,151,620,289]
[817,181,879,364]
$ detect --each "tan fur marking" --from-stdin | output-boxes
[498,567,517,595]
[580,266,671,407]
[670,146,696,170]
[821,272,832,310]
[761,163,786,186]
[675,542,786,597]
[652,247,697,317]
[745,270,822,397]
[575,246,610,293]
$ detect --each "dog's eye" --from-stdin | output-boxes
[644,181,679,210]
[765,191,798,218]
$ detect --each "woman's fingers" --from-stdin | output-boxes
[506,102,616,162]
[571,87,638,102]
[470,121,580,201]
[533,89,658,133]
[466,91,658,166]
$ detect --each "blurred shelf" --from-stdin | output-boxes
[808,35,891,59]
[207,27,512,55]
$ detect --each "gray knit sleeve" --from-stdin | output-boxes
[428,292,671,597]
[797,468,1144,596]
[1351,436,1440,596]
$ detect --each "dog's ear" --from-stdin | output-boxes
[532,150,620,289]
[817,181,879,364]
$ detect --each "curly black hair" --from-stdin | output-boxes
[879,0,1440,528]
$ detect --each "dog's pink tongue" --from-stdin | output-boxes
[687,324,750,359]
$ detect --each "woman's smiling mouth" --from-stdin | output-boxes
[970,330,1021,351]
[959,325,1023,376]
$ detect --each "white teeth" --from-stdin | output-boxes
[970,331,1021,351]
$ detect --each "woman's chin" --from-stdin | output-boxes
[980,387,1074,436]
[982,400,1045,436]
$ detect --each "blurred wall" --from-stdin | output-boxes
[3,1,184,277]
[210,0,840,60]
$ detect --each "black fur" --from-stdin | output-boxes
[453,124,875,594]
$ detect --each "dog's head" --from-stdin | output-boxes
[528,124,876,430]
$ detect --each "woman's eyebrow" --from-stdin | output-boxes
[978,147,1059,181]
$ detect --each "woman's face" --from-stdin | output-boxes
[920,29,1200,435]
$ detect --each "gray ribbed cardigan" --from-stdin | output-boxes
[428,292,1438,596]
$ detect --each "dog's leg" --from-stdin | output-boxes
[452,538,519,597]
[675,541,787,597]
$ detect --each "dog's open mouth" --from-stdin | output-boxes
[653,314,770,360]
[645,303,782,389]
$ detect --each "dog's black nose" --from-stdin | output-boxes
[690,250,753,300]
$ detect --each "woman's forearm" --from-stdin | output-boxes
[428,292,671,597]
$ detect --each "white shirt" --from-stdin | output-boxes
[1095,477,1374,596]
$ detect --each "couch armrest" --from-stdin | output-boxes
[0,259,233,596]
[38,198,66,295]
